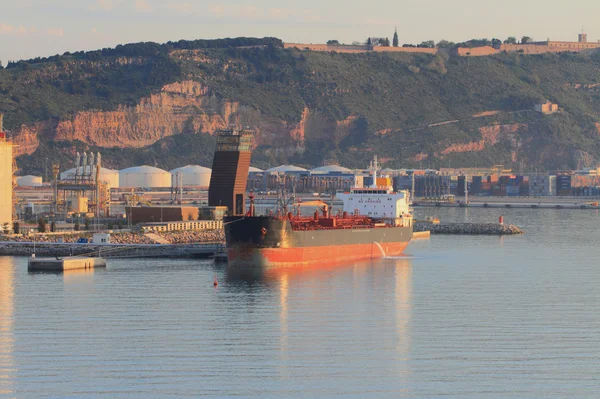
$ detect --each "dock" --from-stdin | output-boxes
[28,256,107,272]
[412,231,431,239]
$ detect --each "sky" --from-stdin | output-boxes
[1,0,600,64]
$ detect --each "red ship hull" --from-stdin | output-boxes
[227,240,409,269]
[224,216,412,269]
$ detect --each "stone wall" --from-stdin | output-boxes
[455,46,500,57]
[284,43,437,55]
[372,47,437,54]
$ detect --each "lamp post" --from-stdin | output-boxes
[30,228,36,258]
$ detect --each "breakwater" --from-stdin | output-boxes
[414,222,523,235]
[0,242,222,258]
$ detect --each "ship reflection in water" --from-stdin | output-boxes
[227,257,413,388]
[0,258,15,397]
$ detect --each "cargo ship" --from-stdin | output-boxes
[224,157,413,269]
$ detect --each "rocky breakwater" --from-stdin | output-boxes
[414,222,523,235]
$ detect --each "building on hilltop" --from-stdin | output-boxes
[534,101,559,114]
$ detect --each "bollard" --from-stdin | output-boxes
[499,215,504,225]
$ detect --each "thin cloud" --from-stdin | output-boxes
[89,0,120,11]
[135,0,153,13]
[267,8,292,20]
[0,24,30,35]
[46,27,65,37]
[209,4,259,19]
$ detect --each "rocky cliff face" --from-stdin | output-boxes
[11,80,364,160]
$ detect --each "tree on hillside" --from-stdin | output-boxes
[418,40,435,48]
[367,37,372,46]
[393,29,399,47]
[504,36,517,44]
[521,36,533,44]
[327,40,340,45]
[383,37,391,47]
[436,40,456,48]
[491,38,502,49]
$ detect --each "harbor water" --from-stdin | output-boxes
[1,207,599,397]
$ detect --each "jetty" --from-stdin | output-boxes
[28,256,106,272]
[0,241,222,258]
[414,221,523,235]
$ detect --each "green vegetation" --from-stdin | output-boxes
[37,217,47,233]
[2,37,600,172]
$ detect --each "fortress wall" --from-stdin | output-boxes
[284,43,370,53]
[373,47,438,54]
[456,46,500,56]
[284,43,437,54]
[500,44,581,54]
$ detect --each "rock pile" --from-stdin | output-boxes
[414,222,523,235]
[158,230,224,244]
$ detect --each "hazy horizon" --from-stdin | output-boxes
[1,0,600,64]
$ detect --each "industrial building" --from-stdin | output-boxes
[126,206,199,224]
[61,166,120,188]
[17,175,43,187]
[208,127,254,215]
[169,165,212,187]
[119,166,171,188]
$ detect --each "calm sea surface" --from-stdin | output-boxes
[1,208,600,398]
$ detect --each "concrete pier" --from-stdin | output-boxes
[28,256,107,272]
[0,242,222,258]
[414,222,523,235]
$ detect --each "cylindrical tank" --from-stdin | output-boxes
[169,165,212,187]
[119,166,171,188]
[17,175,43,187]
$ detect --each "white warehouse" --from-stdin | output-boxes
[119,166,171,188]
[170,165,212,187]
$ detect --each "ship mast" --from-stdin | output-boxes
[370,155,380,188]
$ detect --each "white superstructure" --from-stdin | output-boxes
[337,187,411,219]
[336,155,412,226]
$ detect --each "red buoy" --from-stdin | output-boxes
[213,275,218,287]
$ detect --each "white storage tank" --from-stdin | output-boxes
[310,165,353,174]
[265,165,308,173]
[17,175,43,187]
[119,165,171,188]
[170,165,212,187]
[60,167,120,188]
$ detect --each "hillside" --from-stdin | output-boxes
[2,38,600,175]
